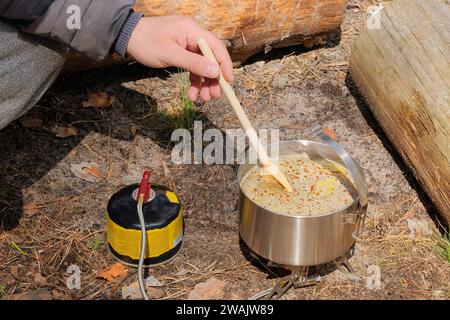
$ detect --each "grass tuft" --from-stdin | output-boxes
[162,68,198,131]
[87,238,103,251]
[437,232,450,264]
[0,284,5,297]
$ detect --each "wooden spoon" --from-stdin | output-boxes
[197,38,293,192]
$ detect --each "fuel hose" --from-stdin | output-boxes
[136,171,151,300]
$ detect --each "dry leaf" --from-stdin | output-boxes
[10,266,18,277]
[82,92,116,108]
[147,287,165,299]
[70,162,104,182]
[188,277,227,300]
[145,275,162,287]
[108,162,123,186]
[2,288,52,300]
[98,262,127,282]
[175,268,189,276]
[23,203,39,217]
[108,162,122,179]
[121,281,142,300]
[122,276,165,300]
[20,117,43,130]
[34,273,46,285]
[51,126,78,138]
[229,292,242,300]
[407,218,432,239]
[83,166,103,178]
[51,289,65,300]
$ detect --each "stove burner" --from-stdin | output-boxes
[249,256,357,300]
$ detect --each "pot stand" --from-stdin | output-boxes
[249,256,358,300]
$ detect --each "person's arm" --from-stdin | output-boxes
[0,0,139,60]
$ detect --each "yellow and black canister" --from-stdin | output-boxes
[106,183,183,267]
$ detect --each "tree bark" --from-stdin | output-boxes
[350,0,450,224]
[63,0,348,72]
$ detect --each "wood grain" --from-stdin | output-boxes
[350,0,450,223]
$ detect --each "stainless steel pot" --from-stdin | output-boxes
[238,140,367,267]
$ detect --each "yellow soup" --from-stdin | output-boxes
[241,153,357,216]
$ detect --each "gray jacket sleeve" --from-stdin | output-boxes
[0,0,142,60]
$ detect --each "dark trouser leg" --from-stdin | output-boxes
[0,19,69,129]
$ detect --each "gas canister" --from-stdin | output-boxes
[106,183,183,267]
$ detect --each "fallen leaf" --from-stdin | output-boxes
[51,126,78,138]
[98,263,127,282]
[229,292,242,300]
[407,218,432,239]
[397,209,416,224]
[108,162,122,179]
[70,162,104,182]
[121,282,142,300]
[108,162,123,186]
[147,287,165,299]
[188,277,227,300]
[51,289,65,300]
[2,288,52,300]
[34,273,46,285]
[121,280,165,300]
[145,275,162,287]
[23,203,39,217]
[82,92,116,108]
[10,266,18,277]
[175,268,189,276]
[83,166,103,178]
[20,117,43,130]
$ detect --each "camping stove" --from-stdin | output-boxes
[249,252,359,300]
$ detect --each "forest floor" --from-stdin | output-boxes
[1,0,449,300]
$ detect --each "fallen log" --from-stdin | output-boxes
[350,0,450,223]
[63,0,348,72]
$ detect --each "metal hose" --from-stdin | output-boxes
[137,200,149,300]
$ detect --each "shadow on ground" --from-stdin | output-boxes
[0,63,183,231]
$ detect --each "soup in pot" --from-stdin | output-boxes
[240,153,357,216]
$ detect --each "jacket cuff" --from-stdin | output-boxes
[115,11,144,58]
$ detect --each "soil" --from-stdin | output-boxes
[1,0,449,300]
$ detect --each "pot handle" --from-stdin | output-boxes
[311,125,368,235]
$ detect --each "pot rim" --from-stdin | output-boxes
[237,139,361,220]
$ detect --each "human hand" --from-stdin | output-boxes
[127,16,234,102]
